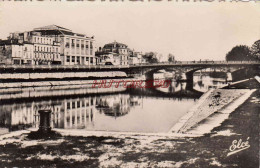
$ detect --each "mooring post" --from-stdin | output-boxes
[38,110,52,133]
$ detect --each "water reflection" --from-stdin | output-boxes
[0,74,228,134]
[157,81,187,93]
[193,74,228,92]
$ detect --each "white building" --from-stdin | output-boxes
[0,25,96,65]
[33,25,96,65]
[96,41,129,65]
[6,31,61,65]
[128,51,145,65]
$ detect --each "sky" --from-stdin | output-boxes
[0,1,259,61]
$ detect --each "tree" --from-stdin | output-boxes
[226,45,252,61]
[250,40,260,60]
[168,53,175,62]
[143,52,159,63]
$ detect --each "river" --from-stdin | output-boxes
[0,73,229,134]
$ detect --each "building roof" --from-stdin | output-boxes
[104,41,128,48]
[33,25,93,39]
[0,39,20,46]
[95,51,119,57]
[33,25,72,32]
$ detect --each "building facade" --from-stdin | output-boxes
[0,25,96,65]
[1,31,61,65]
[128,51,145,65]
[96,41,130,65]
[33,25,96,66]
[96,42,146,66]
[0,39,34,65]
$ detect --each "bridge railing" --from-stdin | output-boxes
[0,60,259,69]
[0,64,130,69]
[130,60,260,67]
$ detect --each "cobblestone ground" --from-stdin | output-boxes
[0,90,259,168]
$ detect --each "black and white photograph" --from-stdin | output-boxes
[0,1,259,167]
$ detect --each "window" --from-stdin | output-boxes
[72,102,75,109]
[71,39,75,46]
[72,56,75,62]
[77,56,80,63]
[90,57,93,63]
[77,101,80,108]
[65,42,70,48]
[82,101,85,107]
[66,56,70,62]
[86,57,89,62]
[14,60,20,64]
[85,44,88,48]
[91,98,93,106]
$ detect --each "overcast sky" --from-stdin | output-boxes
[0,1,259,61]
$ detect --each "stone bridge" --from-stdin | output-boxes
[125,61,260,82]
[0,61,259,82]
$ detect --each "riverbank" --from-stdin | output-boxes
[0,90,258,167]
[0,78,259,167]
[170,77,260,134]
[170,89,255,134]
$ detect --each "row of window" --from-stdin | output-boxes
[67,99,94,110]
[121,55,129,60]
[119,49,128,54]
[64,47,93,56]
[35,53,59,59]
[34,45,59,53]
[65,42,92,49]
[65,111,94,125]
[13,51,33,58]
[66,56,94,63]
[33,36,54,45]
[65,39,93,48]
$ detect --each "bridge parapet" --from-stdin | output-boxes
[0,61,259,70]
[0,64,130,70]
[130,61,260,67]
